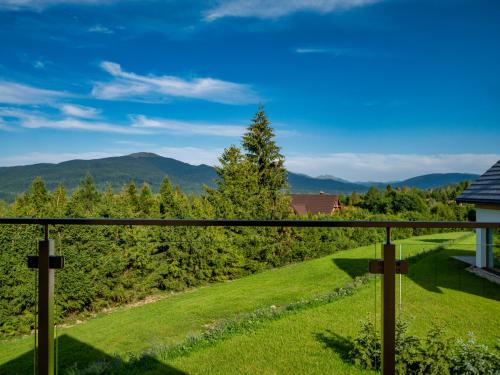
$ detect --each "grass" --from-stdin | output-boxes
[1,231,499,374]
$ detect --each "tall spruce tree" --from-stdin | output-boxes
[241,106,290,219]
[159,177,187,218]
[138,183,154,216]
[208,145,259,218]
[207,107,291,219]
[242,106,287,194]
[68,174,100,216]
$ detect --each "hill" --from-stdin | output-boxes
[0,153,479,201]
[0,152,216,200]
[392,173,479,189]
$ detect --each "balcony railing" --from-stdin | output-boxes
[1,218,499,375]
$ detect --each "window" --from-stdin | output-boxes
[487,229,500,273]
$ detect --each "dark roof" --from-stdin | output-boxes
[456,160,500,205]
[290,193,341,215]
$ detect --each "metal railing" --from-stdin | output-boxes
[1,218,500,375]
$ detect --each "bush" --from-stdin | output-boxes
[350,321,380,369]
[349,320,500,375]
[450,334,500,375]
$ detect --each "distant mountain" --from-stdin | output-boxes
[0,153,479,201]
[287,173,368,194]
[316,175,351,183]
[392,173,479,190]
[0,153,216,201]
[315,173,479,191]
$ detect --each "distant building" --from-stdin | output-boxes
[290,193,341,216]
[456,160,500,272]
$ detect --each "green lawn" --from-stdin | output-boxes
[1,232,499,374]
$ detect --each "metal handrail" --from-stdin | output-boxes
[0,217,500,228]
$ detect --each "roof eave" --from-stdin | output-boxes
[456,197,500,205]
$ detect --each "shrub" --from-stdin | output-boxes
[450,334,500,375]
[349,320,500,375]
[349,321,380,370]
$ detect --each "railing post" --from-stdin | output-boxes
[382,227,395,375]
[38,226,55,375]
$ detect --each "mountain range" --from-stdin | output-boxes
[0,152,479,201]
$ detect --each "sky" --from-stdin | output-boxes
[0,0,499,181]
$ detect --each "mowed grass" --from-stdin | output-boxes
[166,235,500,375]
[1,232,499,374]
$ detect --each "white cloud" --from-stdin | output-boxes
[295,48,329,54]
[92,61,259,105]
[0,119,15,131]
[155,147,222,166]
[285,153,500,181]
[0,107,150,134]
[294,47,352,56]
[294,47,383,58]
[131,115,245,137]
[88,25,114,34]
[0,107,248,137]
[59,103,101,118]
[22,117,151,134]
[205,0,380,21]
[0,81,67,104]
[0,151,119,167]
[33,60,45,69]
[0,0,119,11]
[115,140,157,147]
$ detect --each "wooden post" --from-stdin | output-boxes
[382,227,395,375]
[38,232,55,375]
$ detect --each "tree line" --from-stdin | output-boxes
[0,107,473,336]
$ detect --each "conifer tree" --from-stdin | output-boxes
[50,184,67,217]
[208,145,259,218]
[242,106,287,193]
[139,183,154,216]
[68,174,100,216]
[99,184,123,218]
[159,177,175,217]
[13,177,50,217]
[28,177,49,216]
[159,177,187,218]
[241,106,290,219]
[125,181,139,214]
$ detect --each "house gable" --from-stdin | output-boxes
[290,193,341,215]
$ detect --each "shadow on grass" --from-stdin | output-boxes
[315,329,354,362]
[417,238,452,244]
[332,248,500,301]
[0,334,187,375]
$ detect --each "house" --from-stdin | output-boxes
[290,193,341,216]
[456,160,500,272]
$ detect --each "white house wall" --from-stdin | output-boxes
[476,208,500,222]
[475,208,500,268]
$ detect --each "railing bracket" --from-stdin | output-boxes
[369,259,408,274]
[27,255,64,269]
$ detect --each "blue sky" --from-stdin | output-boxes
[0,0,499,181]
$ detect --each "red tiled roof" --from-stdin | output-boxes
[290,193,341,215]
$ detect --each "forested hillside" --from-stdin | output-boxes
[0,109,474,337]
[0,154,478,202]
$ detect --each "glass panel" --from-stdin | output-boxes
[45,225,391,373]
[3,225,495,374]
[398,231,500,374]
[490,229,500,273]
[0,226,39,374]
